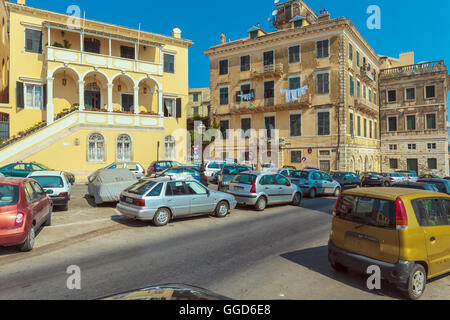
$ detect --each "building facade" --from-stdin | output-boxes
[204,0,381,172]
[0,0,192,180]
[379,54,449,176]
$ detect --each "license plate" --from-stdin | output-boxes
[234,186,244,190]
[126,198,134,204]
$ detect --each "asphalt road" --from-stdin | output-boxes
[0,185,448,300]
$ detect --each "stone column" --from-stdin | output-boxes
[78,80,85,110]
[134,86,140,114]
[158,90,164,117]
[46,77,54,125]
[107,83,114,112]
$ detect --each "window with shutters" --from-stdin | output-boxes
[220,87,229,105]
[289,76,301,90]
[317,111,330,136]
[316,40,329,59]
[164,136,175,160]
[240,55,250,72]
[163,54,175,73]
[406,115,416,131]
[120,46,135,59]
[241,118,251,138]
[220,120,229,140]
[426,113,437,130]
[388,116,397,132]
[163,98,175,117]
[357,116,361,136]
[25,29,42,54]
[24,84,44,109]
[349,113,354,137]
[349,75,354,96]
[316,71,330,94]
[219,60,228,75]
[290,114,301,137]
[349,43,353,61]
[263,51,274,66]
[291,151,302,164]
[84,38,100,54]
[288,45,300,64]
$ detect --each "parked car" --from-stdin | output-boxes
[419,174,441,180]
[417,178,450,194]
[268,168,296,178]
[156,167,208,186]
[289,170,341,198]
[27,171,71,211]
[332,172,362,190]
[361,172,391,187]
[383,172,408,185]
[88,169,138,205]
[396,171,419,182]
[0,162,75,184]
[88,162,146,182]
[117,178,237,226]
[203,161,227,184]
[392,181,439,192]
[218,165,253,191]
[0,177,52,252]
[228,172,302,211]
[261,164,277,172]
[329,187,450,300]
[147,161,181,176]
[283,166,297,170]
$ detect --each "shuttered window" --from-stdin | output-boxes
[316,40,329,58]
[164,54,175,73]
[25,29,42,54]
[316,72,330,94]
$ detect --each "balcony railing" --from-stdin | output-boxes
[47,47,162,76]
[380,61,446,77]
[252,63,284,78]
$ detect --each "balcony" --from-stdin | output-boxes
[354,99,379,116]
[251,63,284,79]
[47,47,162,76]
[380,61,446,79]
[360,66,376,83]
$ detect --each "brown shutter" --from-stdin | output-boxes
[43,84,47,108]
[16,82,24,109]
[176,98,182,118]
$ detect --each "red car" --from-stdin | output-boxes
[0,178,52,252]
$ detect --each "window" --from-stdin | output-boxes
[405,88,415,101]
[186,181,208,195]
[263,51,274,66]
[388,117,397,132]
[412,198,446,226]
[289,76,301,90]
[219,60,228,75]
[163,54,175,73]
[408,144,417,150]
[290,114,301,137]
[349,43,353,61]
[88,133,105,162]
[193,93,199,102]
[120,46,135,59]
[250,30,258,39]
[316,40,329,58]
[25,29,42,53]
[288,45,300,64]
[241,118,251,137]
[320,150,331,156]
[117,134,131,162]
[284,4,292,20]
[219,87,229,105]
[349,75,355,96]
[316,72,330,94]
[220,120,229,139]
[425,85,436,99]
[369,120,373,138]
[428,143,437,150]
[121,94,134,112]
[428,158,437,170]
[426,114,437,130]
[357,116,361,136]
[275,174,290,186]
[374,92,377,105]
[363,85,366,99]
[164,136,175,160]
[294,19,303,28]
[264,81,275,104]
[166,182,187,197]
[390,159,398,169]
[357,81,361,98]
[363,119,367,137]
[349,113,354,136]
[163,98,175,117]
[291,151,302,164]
[369,89,372,102]
[356,51,360,67]
[25,84,44,109]
[318,111,330,136]
[389,144,397,150]
[265,116,276,139]
[240,55,250,72]
[260,175,275,186]
[84,38,100,54]
[193,107,199,117]
[387,90,396,103]
[320,161,331,173]
[374,122,378,139]
[406,115,416,131]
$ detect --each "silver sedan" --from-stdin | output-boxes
[117,178,237,226]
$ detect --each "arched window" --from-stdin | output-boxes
[88,133,105,162]
[117,134,131,161]
[164,136,175,160]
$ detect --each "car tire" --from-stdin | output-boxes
[19,225,35,252]
[153,208,171,227]
[292,192,302,206]
[330,261,348,273]
[333,187,341,197]
[384,181,391,187]
[43,207,52,227]
[404,264,427,300]
[309,188,316,199]
[255,197,267,212]
[61,203,69,212]
[215,201,229,218]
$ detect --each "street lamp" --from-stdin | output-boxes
[197,122,207,173]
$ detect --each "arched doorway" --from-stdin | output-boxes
[112,74,135,112]
[52,67,79,115]
[138,77,159,114]
[83,71,108,110]
[0,112,9,140]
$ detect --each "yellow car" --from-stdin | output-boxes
[328,187,449,300]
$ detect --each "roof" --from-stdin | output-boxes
[247,26,261,32]
[343,187,442,200]
[27,171,65,177]
[0,177,28,185]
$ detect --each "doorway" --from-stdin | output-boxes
[407,159,418,175]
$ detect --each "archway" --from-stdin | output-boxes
[112,74,135,112]
[137,77,159,114]
[83,71,109,110]
[52,67,80,115]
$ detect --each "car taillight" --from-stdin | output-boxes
[250,183,256,194]
[395,197,408,230]
[142,170,145,175]
[134,199,146,207]
[389,178,394,181]
[204,176,208,181]
[15,213,24,227]
[59,192,68,196]
[333,194,343,217]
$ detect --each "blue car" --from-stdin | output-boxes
[147,161,181,176]
[157,167,208,186]
[289,169,342,198]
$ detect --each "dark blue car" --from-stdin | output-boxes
[157,167,208,186]
[147,161,181,176]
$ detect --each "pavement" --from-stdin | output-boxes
[0,184,448,300]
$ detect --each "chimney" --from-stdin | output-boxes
[172,26,182,39]
[220,33,226,44]
[318,10,330,22]
[17,0,26,5]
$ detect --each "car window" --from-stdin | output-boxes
[166,182,187,197]
[186,181,208,195]
[148,183,163,197]
[441,199,450,225]
[275,175,290,186]
[312,172,321,180]
[412,198,446,226]
[31,164,43,171]
[30,181,45,198]
[24,182,37,202]
[31,176,64,188]
[126,181,159,196]
[126,164,138,170]
[290,171,309,179]
[260,175,275,185]
[13,164,26,171]
[107,164,118,169]
[208,163,220,169]
[322,173,332,180]
[332,173,345,179]
[0,184,19,206]
[231,174,256,185]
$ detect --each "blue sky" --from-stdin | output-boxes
[28,0,450,114]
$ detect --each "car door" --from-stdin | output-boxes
[24,182,40,225]
[30,181,50,226]
[164,182,191,217]
[274,174,293,203]
[412,197,450,276]
[260,175,278,204]
[186,181,214,214]
[320,172,334,194]
[310,172,324,194]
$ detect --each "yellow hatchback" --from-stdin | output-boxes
[328,187,450,300]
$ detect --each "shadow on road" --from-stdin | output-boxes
[111,213,219,228]
[83,195,118,208]
[280,245,405,299]
[300,197,337,216]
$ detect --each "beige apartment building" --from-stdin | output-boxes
[204,0,381,172]
[379,53,449,176]
[187,88,211,119]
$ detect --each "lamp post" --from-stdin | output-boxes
[197,122,207,173]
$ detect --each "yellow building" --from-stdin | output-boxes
[0,0,192,180]
[187,88,211,119]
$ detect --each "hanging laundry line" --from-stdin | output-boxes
[281,85,309,103]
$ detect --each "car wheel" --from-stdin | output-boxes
[19,225,35,252]
[356,184,362,189]
[255,197,267,212]
[330,261,348,273]
[153,208,171,227]
[43,207,52,227]
[309,188,316,199]
[215,201,229,218]
[404,264,427,300]
[292,192,302,206]
[61,203,69,212]
[384,181,391,187]
[333,187,341,197]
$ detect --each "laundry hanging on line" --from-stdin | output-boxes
[281,85,309,103]
[239,91,254,101]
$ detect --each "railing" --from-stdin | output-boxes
[380,61,445,76]
[252,63,284,77]
[264,97,275,107]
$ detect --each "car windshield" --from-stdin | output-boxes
[332,173,346,179]
[0,184,19,207]
[222,167,248,175]
[31,176,64,188]
[126,181,159,195]
[231,174,256,185]
[34,163,50,170]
